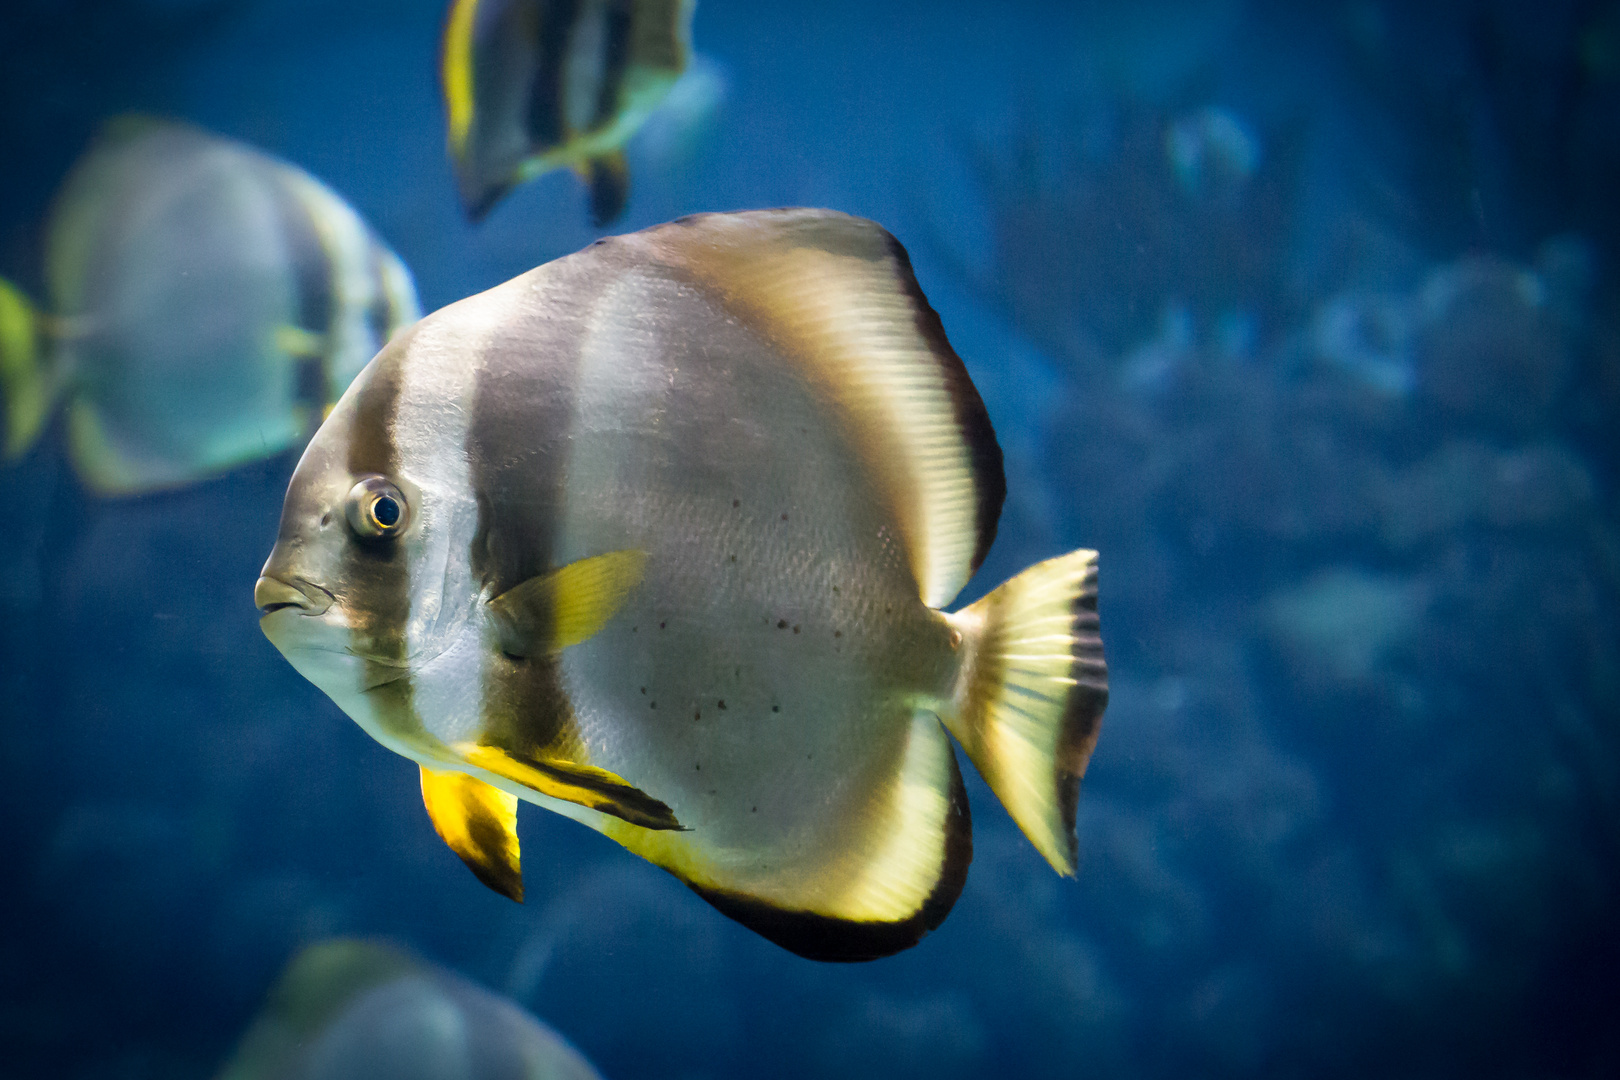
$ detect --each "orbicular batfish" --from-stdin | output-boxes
[255,209,1107,961]
[0,117,420,495]
[441,0,695,224]
[216,938,602,1080]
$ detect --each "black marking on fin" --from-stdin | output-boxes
[1056,570,1108,856]
[586,152,629,227]
[882,232,1006,579]
[685,748,972,962]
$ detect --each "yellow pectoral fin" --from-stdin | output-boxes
[419,766,524,902]
[273,324,327,358]
[456,743,682,831]
[487,548,647,657]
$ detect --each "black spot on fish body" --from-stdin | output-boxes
[771,705,780,713]
[776,619,788,629]
[792,625,800,634]
[659,621,666,629]
[717,700,726,710]
[732,499,740,508]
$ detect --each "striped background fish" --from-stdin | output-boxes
[256,209,1108,961]
[0,117,419,495]
[441,0,695,224]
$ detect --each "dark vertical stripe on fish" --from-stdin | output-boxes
[268,172,336,409]
[466,296,584,757]
[526,0,582,147]
[592,0,633,132]
[344,352,414,690]
[365,241,396,352]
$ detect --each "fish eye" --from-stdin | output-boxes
[346,476,410,539]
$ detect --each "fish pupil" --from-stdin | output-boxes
[372,496,400,528]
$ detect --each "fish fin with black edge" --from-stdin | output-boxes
[633,209,1006,608]
[487,548,647,658]
[941,549,1108,875]
[419,765,524,901]
[455,742,682,831]
[582,150,630,228]
[599,710,972,962]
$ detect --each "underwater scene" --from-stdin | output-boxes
[2,0,1618,1076]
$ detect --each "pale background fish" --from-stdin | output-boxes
[216,938,604,1080]
[0,118,420,495]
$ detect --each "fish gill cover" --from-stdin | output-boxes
[0,0,1617,1078]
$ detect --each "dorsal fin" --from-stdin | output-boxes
[633,209,1005,608]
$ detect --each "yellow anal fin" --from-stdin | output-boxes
[419,765,524,902]
[456,742,682,831]
[487,548,647,657]
[581,150,630,228]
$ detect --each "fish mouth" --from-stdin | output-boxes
[254,575,335,616]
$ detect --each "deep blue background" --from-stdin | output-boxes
[2,1,1618,1077]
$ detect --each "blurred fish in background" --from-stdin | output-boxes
[216,938,603,1080]
[0,116,419,496]
[442,0,697,225]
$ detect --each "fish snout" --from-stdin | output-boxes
[254,575,334,616]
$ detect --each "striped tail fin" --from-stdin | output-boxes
[0,277,51,459]
[941,550,1108,874]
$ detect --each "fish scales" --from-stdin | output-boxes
[258,209,1108,961]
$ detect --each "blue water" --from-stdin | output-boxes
[2,1,1617,1076]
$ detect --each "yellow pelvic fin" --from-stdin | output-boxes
[941,549,1108,876]
[419,765,524,902]
[487,548,647,657]
[0,277,50,459]
[272,323,327,358]
[455,742,682,831]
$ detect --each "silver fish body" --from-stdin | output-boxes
[258,210,1107,960]
[29,117,419,494]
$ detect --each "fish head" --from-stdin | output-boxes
[255,338,480,747]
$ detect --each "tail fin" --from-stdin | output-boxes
[0,277,51,459]
[941,550,1107,874]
